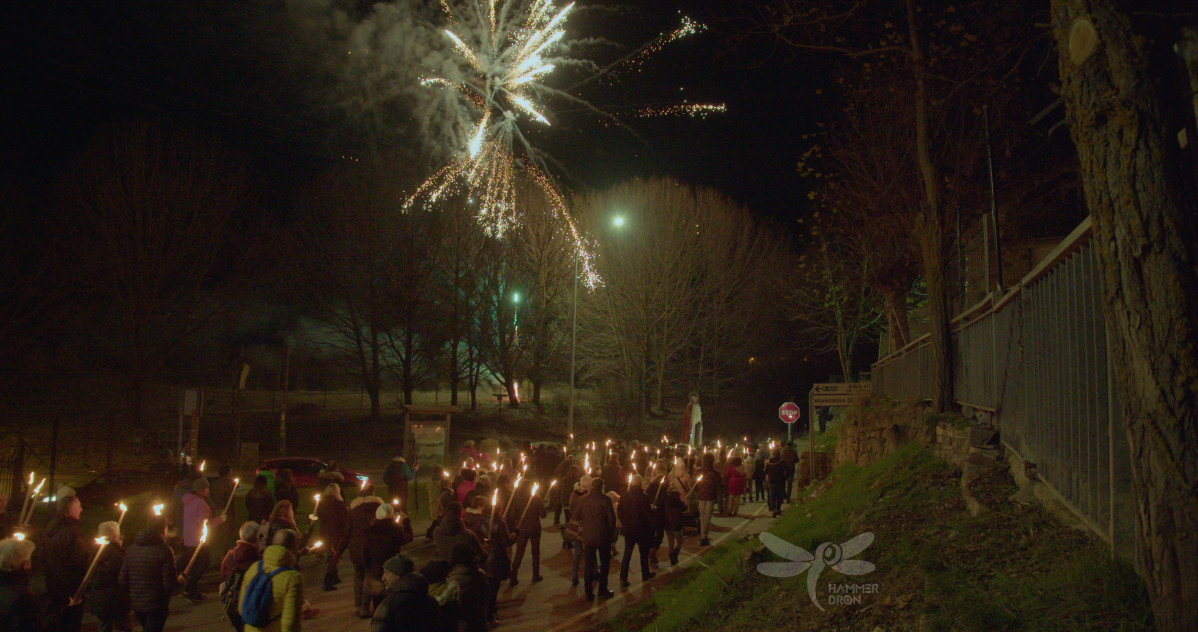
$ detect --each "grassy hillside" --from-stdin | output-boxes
[605,444,1152,632]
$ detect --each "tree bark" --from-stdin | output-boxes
[1052,2,1198,629]
[907,0,954,412]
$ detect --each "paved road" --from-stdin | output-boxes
[80,498,777,632]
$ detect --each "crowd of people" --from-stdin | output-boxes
[0,436,804,631]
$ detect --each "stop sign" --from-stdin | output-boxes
[778,402,801,424]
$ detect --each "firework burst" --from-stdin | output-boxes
[407,0,718,286]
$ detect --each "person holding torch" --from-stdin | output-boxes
[180,477,226,603]
[44,495,89,631]
[508,479,546,587]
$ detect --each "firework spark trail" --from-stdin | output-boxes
[407,1,715,287]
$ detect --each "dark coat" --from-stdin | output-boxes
[661,491,686,532]
[512,493,545,535]
[42,515,89,604]
[572,490,616,548]
[0,570,40,632]
[371,573,438,632]
[484,520,512,581]
[89,542,130,621]
[601,463,621,497]
[617,487,654,541]
[219,540,260,580]
[317,497,350,554]
[343,496,383,564]
[363,519,413,580]
[694,467,721,502]
[119,528,178,613]
[274,482,300,512]
[245,488,273,524]
[765,457,789,486]
[446,564,488,632]
[432,518,484,564]
[780,445,798,468]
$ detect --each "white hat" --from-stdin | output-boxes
[0,538,35,572]
[376,504,395,520]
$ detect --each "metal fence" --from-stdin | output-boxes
[872,217,1135,554]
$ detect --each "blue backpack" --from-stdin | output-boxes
[240,559,292,628]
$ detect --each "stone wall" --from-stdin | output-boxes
[835,394,972,469]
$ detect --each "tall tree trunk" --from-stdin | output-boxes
[1052,2,1198,629]
[879,285,911,349]
[907,0,954,412]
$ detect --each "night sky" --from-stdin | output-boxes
[4,0,823,228]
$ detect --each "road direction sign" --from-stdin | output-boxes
[810,382,873,395]
[778,402,801,424]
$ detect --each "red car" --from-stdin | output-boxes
[256,457,368,489]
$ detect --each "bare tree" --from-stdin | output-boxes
[293,162,404,420]
[54,121,247,427]
[574,178,788,429]
[786,214,884,382]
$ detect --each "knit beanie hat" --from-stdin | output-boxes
[383,554,413,576]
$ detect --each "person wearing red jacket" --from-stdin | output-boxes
[724,457,747,517]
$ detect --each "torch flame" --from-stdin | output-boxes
[13,533,24,541]
[199,520,208,543]
[392,498,399,505]
[491,490,498,505]
[361,478,369,490]
[152,504,164,516]
[312,540,323,549]
[199,460,206,472]
[96,537,109,545]
[118,502,127,512]
[28,472,34,485]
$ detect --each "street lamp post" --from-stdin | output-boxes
[568,216,624,444]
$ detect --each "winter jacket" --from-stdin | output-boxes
[119,527,177,613]
[446,563,488,632]
[363,519,413,581]
[433,518,484,565]
[383,460,417,504]
[0,570,40,632]
[512,492,545,535]
[780,445,798,468]
[238,545,302,632]
[571,489,616,548]
[601,463,621,497]
[725,465,747,496]
[246,488,273,524]
[765,456,789,486]
[342,496,383,564]
[42,515,89,604]
[694,467,720,502]
[484,520,512,581]
[183,491,224,547]
[455,481,475,505]
[316,497,349,555]
[220,540,261,580]
[462,510,488,543]
[617,487,653,541]
[371,572,438,632]
[89,542,130,621]
[274,483,300,513]
[661,491,686,532]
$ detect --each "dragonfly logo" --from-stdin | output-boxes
[756,532,876,611]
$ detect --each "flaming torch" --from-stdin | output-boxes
[116,502,129,528]
[222,478,240,516]
[516,483,540,527]
[682,475,704,503]
[181,520,208,578]
[488,489,500,533]
[68,536,111,606]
